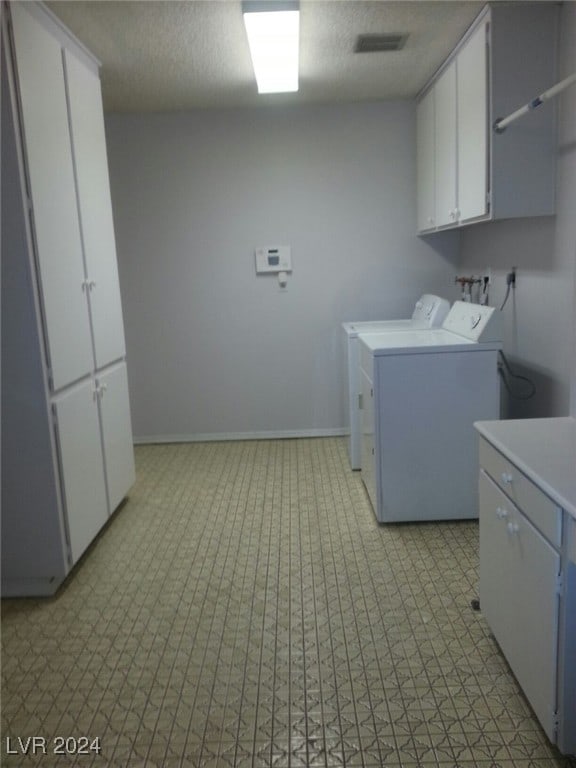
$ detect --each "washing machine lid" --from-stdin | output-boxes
[359,327,502,356]
[360,329,473,355]
[342,294,450,337]
[342,318,414,336]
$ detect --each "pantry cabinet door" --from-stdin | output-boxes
[457,20,488,222]
[10,4,93,391]
[98,363,136,513]
[64,49,127,369]
[54,381,109,565]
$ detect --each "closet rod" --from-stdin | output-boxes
[493,72,576,133]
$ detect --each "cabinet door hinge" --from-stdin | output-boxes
[553,711,560,738]
[556,571,563,596]
[47,370,54,391]
[65,541,73,567]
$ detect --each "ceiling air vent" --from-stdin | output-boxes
[354,34,408,53]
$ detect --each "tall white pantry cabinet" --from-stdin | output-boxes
[1,2,135,596]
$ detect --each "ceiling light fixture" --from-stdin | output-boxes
[242,1,299,94]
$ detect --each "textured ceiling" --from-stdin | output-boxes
[46,0,485,112]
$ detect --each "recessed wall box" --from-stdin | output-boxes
[255,246,292,274]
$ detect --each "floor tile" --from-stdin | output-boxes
[3,438,575,767]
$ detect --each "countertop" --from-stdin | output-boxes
[474,417,576,519]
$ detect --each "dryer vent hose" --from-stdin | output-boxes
[497,351,536,400]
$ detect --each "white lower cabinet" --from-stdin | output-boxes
[53,364,136,567]
[54,382,109,565]
[98,364,136,513]
[479,470,560,741]
[477,426,576,755]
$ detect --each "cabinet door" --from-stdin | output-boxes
[416,88,435,232]
[457,20,488,222]
[64,49,127,370]
[54,381,109,565]
[479,471,559,741]
[434,60,457,228]
[360,368,377,514]
[97,363,136,513]
[10,4,93,391]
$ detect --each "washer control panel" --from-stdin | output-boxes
[411,294,450,326]
[442,301,502,342]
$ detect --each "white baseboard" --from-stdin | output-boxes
[133,428,347,445]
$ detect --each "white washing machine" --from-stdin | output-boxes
[342,295,450,469]
[359,301,502,523]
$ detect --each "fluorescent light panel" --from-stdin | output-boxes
[243,7,299,94]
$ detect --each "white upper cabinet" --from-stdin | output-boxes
[434,60,458,228]
[10,5,129,385]
[416,88,435,232]
[416,4,557,234]
[64,49,127,369]
[10,3,93,389]
[456,19,488,223]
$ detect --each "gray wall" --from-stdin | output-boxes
[459,1,576,419]
[106,101,460,441]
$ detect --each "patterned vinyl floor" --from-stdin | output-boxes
[2,438,575,767]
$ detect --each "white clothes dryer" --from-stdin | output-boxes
[359,301,502,523]
[342,295,450,469]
